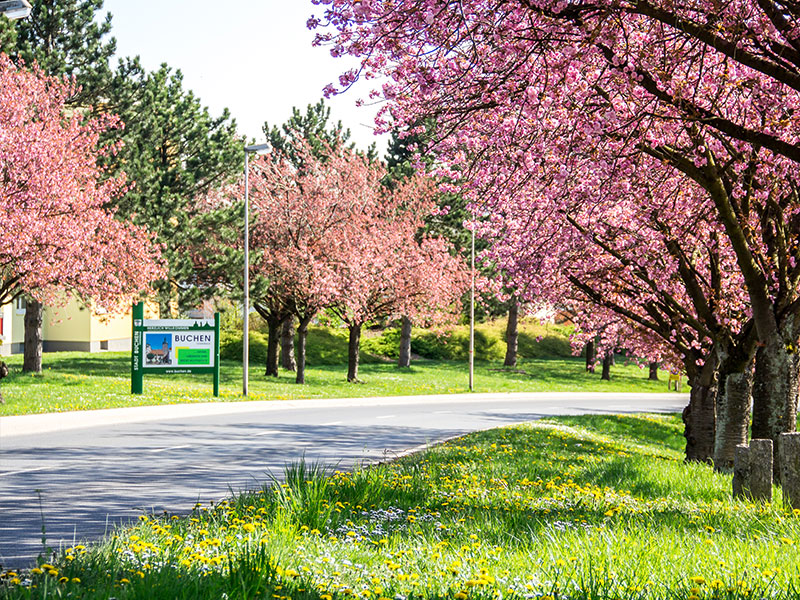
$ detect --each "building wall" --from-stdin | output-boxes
[0,298,27,356]
[0,297,152,356]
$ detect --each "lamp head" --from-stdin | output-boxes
[245,143,270,155]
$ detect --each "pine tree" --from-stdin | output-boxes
[105,62,242,314]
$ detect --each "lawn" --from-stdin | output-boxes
[0,351,675,417]
[2,413,798,599]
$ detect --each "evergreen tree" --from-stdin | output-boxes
[105,61,243,313]
[0,15,18,51]
[264,99,353,165]
[6,0,116,106]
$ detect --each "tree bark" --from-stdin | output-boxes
[23,299,43,374]
[601,352,612,380]
[713,369,753,472]
[398,316,412,368]
[280,315,296,372]
[683,381,717,464]
[504,298,519,367]
[295,316,312,385]
[347,323,362,383]
[648,362,659,381]
[752,332,800,480]
[585,340,596,372]
[264,315,281,377]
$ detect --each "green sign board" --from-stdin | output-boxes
[131,303,220,396]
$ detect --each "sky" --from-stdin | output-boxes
[100,0,388,153]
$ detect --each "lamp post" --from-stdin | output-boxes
[469,221,475,392]
[0,0,32,19]
[243,142,270,397]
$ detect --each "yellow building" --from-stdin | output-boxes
[0,297,137,356]
[0,298,214,356]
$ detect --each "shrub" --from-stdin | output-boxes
[517,331,573,358]
[219,330,268,365]
[411,328,503,361]
[361,327,401,359]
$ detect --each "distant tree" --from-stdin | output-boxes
[265,99,352,164]
[329,174,468,382]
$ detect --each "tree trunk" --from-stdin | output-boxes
[398,316,412,368]
[585,340,596,372]
[347,323,362,383]
[683,382,717,464]
[648,362,659,380]
[264,315,281,377]
[752,332,800,480]
[280,315,296,372]
[295,316,312,385]
[713,369,753,472]
[504,298,519,367]
[23,299,43,374]
[0,361,8,404]
[601,352,612,380]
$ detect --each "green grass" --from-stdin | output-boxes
[4,413,800,599]
[0,351,673,417]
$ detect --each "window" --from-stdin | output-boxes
[14,297,26,315]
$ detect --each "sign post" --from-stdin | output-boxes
[131,302,220,396]
[131,302,144,394]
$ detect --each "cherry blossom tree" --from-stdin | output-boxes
[329,173,467,382]
[310,0,800,467]
[0,54,163,371]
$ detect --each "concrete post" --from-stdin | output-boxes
[749,439,773,503]
[733,444,750,499]
[779,433,800,511]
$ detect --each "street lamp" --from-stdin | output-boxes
[0,0,32,19]
[469,221,475,392]
[243,142,270,397]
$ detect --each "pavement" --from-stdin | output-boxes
[0,391,688,437]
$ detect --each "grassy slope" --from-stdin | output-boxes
[3,414,799,599]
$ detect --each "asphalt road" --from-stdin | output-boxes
[0,392,687,569]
